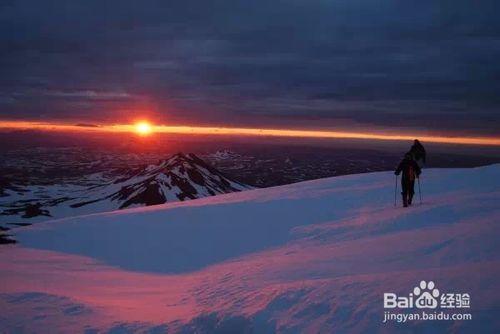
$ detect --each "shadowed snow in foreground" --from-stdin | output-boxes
[1,165,499,332]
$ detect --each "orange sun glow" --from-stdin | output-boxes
[1,120,500,146]
[135,121,153,135]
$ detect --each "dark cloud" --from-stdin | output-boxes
[1,0,499,135]
[75,123,100,128]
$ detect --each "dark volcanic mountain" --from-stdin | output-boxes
[0,153,251,225]
[71,152,250,209]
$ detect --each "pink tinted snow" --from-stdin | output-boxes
[0,165,499,332]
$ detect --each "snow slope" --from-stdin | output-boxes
[0,165,499,332]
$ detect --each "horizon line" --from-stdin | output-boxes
[0,120,499,146]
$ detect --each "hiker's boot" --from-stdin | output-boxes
[402,194,408,207]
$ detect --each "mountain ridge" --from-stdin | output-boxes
[0,152,251,226]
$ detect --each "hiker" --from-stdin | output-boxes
[408,139,426,168]
[395,153,421,207]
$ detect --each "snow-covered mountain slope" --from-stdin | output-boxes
[0,153,250,227]
[1,165,499,332]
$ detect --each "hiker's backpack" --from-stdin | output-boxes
[407,164,416,181]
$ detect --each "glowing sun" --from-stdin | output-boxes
[135,121,153,135]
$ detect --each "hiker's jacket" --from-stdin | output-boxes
[395,158,421,181]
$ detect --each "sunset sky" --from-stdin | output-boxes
[1,1,499,142]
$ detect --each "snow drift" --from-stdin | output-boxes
[0,165,499,332]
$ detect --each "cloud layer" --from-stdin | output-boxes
[1,0,499,135]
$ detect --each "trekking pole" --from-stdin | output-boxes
[418,177,422,204]
[394,175,398,207]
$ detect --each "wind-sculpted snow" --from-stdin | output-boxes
[0,165,499,332]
